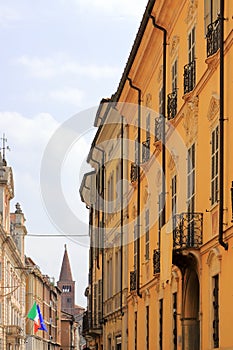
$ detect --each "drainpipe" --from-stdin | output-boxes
[94,145,106,323]
[90,155,102,268]
[219,0,228,250]
[120,114,124,314]
[127,77,142,298]
[150,15,167,231]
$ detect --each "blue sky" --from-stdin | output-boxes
[0,0,148,306]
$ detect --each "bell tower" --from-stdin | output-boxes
[57,245,75,313]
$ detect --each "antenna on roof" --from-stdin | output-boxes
[0,133,10,165]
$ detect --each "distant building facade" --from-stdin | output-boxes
[0,154,27,349]
[25,257,61,350]
[57,245,85,349]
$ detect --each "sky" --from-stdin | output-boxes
[0,0,148,307]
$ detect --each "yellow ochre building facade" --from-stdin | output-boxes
[80,0,233,349]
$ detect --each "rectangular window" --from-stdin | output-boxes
[159,87,164,117]
[211,126,219,205]
[172,175,177,217]
[159,299,163,350]
[135,311,137,350]
[188,27,196,63]
[146,113,151,140]
[173,293,177,350]
[93,283,97,326]
[134,224,137,270]
[145,209,149,260]
[204,0,220,32]
[172,59,178,92]
[187,144,195,213]
[213,275,219,348]
[97,279,102,324]
[146,306,149,350]
[135,138,139,165]
[0,303,2,324]
[158,192,164,245]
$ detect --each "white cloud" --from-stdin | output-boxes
[49,87,84,106]
[0,5,22,27]
[16,54,121,80]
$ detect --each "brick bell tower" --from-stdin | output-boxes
[57,244,75,313]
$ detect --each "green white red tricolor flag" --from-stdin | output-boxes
[27,302,48,333]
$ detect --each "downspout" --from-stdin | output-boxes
[127,77,142,298]
[94,145,106,323]
[120,115,124,314]
[150,15,167,230]
[219,0,228,250]
[90,155,101,268]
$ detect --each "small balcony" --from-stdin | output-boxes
[206,18,220,57]
[153,249,160,274]
[82,310,90,334]
[154,116,162,142]
[130,163,138,183]
[130,270,136,291]
[142,138,150,163]
[6,325,23,336]
[183,60,196,94]
[167,90,177,120]
[173,212,203,250]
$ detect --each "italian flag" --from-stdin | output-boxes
[27,302,48,333]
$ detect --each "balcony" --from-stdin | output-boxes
[173,212,203,250]
[183,60,196,94]
[82,310,90,334]
[154,116,162,142]
[6,325,23,336]
[130,163,138,183]
[153,249,160,274]
[167,90,177,120]
[206,18,220,57]
[130,270,136,291]
[142,138,150,163]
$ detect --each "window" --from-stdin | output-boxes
[172,175,177,232]
[135,138,139,165]
[135,311,137,350]
[146,113,151,141]
[213,275,219,348]
[158,192,164,244]
[211,127,219,205]
[146,306,149,350]
[204,0,220,33]
[0,262,2,280]
[172,59,178,92]
[62,285,71,293]
[97,279,102,324]
[145,209,149,260]
[188,26,196,64]
[173,293,177,350]
[134,224,138,270]
[93,283,97,326]
[159,299,163,350]
[187,144,195,213]
[159,87,164,117]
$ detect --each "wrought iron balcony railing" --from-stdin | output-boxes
[153,249,160,274]
[167,90,177,120]
[154,116,162,142]
[183,60,196,94]
[142,138,150,163]
[173,212,203,250]
[130,270,136,291]
[206,18,220,57]
[130,163,138,183]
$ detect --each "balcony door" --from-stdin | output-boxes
[182,267,200,350]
